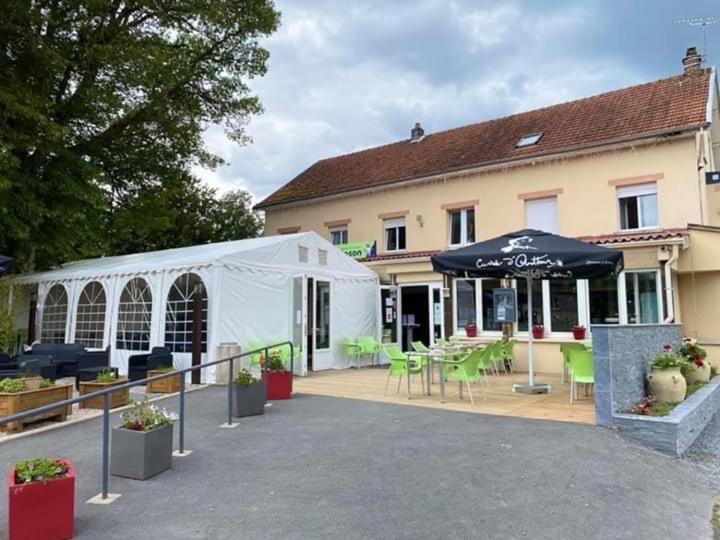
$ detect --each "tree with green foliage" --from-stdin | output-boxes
[0,0,279,271]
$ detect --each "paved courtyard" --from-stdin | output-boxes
[0,386,716,539]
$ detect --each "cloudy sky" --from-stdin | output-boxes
[196,0,720,202]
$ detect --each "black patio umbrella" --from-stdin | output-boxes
[431,229,623,392]
[0,255,12,277]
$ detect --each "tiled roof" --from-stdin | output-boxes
[257,70,712,209]
[361,250,441,263]
[578,228,688,245]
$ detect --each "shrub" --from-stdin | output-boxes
[39,378,54,389]
[262,350,286,372]
[120,398,177,432]
[679,338,708,368]
[625,396,679,417]
[0,378,27,393]
[14,458,68,485]
[651,345,688,370]
[95,369,117,383]
[234,369,260,386]
[153,366,175,373]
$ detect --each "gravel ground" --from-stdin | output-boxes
[686,410,720,486]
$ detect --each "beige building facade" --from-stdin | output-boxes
[258,52,720,374]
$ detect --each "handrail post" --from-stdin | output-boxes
[227,357,234,427]
[178,373,186,454]
[102,393,110,500]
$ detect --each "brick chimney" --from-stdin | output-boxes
[410,122,425,142]
[682,47,702,75]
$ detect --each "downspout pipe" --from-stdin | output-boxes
[664,244,679,323]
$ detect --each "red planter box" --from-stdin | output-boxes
[8,460,75,540]
[572,327,587,340]
[264,371,292,400]
[531,327,545,339]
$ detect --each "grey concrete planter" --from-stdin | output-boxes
[110,423,173,480]
[233,381,266,417]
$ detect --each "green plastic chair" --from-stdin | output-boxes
[383,344,424,397]
[247,340,264,368]
[501,339,516,374]
[343,337,361,368]
[357,336,381,365]
[411,341,431,371]
[476,345,495,385]
[568,349,594,404]
[488,341,507,375]
[441,348,486,404]
[560,343,587,384]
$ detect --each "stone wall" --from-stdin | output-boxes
[592,324,683,427]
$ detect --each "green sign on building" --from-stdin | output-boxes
[337,241,377,260]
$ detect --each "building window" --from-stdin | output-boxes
[525,197,558,233]
[625,271,661,324]
[589,275,620,324]
[480,279,502,332]
[449,208,475,247]
[618,183,658,230]
[164,273,207,353]
[549,279,578,332]
[516,279,544,331]
[384,217,406,252]
[454,279,477,330]
[75,282,106,348]
[330,228,348,245]
[318,249,328,266]
[298,246,309,263]
[40,284,68,343]
[116,278,152,351]
[517,133,543,147]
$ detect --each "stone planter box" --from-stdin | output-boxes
[147,370,181,394]
[8,459,75,540]
[79,378,129,409]
[233,381,266,417]
[0,384,73,433]
[111,424,174,480]
[614,376,720,456]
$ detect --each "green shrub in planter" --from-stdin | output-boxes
[0,378,26,393]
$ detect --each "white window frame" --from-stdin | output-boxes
[164,273,208,354]
[116,278,153,351]
[617,183,659,231]
[621,269,664,324]
[40,284,69,344]
[452,278,503,336]
[329,227,348,246]
[448,208,475,248]
[525,197,558,234]
[384,217,406,253]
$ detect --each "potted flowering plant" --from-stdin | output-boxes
[571,325,586,340]
[110,398,177,480]
[647,344,688,404]
[531,325,544,339]
[465,323,477,338]
[261,350,292,400]
[679,338,710,384]
[8,458,75,540]
[233,369,266,417]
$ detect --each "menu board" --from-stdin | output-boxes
[493,288,517,323]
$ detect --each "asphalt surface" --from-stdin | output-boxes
[0,386,715,539]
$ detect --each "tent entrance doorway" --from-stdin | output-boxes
[399,283,444,351]
[302,277,332,373]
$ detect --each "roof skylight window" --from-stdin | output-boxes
[516,133,543,148]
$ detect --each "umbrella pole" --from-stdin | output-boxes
[527,277,534,387]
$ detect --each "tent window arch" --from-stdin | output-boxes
[41,284,68,343]
[75,281,107,348]
[165,273,207,353]
[116,278,152,351]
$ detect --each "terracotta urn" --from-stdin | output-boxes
[647,366,687,404]
[686,361,711,385]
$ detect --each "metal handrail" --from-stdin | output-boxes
[0,341,294,500]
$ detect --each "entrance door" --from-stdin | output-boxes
[400,286,430,351]
[307,278,332,371]
[291,276,307,375]
[380,286,399,344]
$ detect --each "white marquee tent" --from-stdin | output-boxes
[10,232,380,381]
